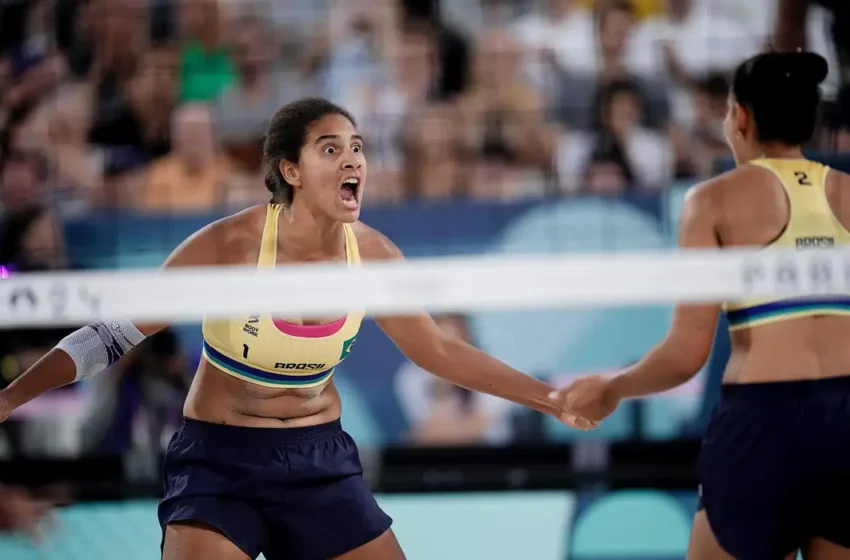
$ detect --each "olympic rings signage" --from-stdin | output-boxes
[1,278,102,325]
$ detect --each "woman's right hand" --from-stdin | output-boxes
[549,374,622,424]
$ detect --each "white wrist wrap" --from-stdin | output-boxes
[56,320,147,381]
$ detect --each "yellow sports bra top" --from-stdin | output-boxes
[724,158,850,331]
[201,204,364,388]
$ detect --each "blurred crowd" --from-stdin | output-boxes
[0,0,847,218]
[1,0,850,456]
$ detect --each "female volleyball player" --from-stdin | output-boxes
[0,98,585,560]
[553,51,850,560]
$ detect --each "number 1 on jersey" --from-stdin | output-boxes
[242,344,250,359]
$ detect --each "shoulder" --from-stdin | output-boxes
[163,205,267,269]
[350,221,403,262]
[677,171,738,231]
[683,165,766,208]
[825,165,850,187]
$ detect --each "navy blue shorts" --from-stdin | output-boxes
[158,418,392,560]
[698,376,850,559]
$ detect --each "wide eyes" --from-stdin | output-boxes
[323,144,363,156]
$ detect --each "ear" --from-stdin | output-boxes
[280,160,301,189]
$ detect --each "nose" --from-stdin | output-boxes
[341,152,362,170]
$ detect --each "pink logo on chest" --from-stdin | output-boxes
[271,316,347,338]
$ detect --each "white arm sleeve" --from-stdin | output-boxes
[56,320,147,381]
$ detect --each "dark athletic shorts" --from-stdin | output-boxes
[158,418,392,560]
[698,376,850,559]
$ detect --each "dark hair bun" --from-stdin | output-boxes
[750,51,828,90]
[733,51,828,145]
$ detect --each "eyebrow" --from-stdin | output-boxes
[314,134,364,144]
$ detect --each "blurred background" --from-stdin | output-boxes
[0,0,848,558]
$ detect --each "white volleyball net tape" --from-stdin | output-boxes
[1,248,849,328]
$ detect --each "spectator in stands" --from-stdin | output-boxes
[34,46,177,213]
[178,0,236,102]
[0,207,73,395]
[42,86,104,214]
[581,141,637,196]
[395,315,513,445]
[313,0,468,106]
[448,0,522,36]
[55,0,96,78]
[311,0,401,118]
[555,79,673,193]
[597,0,638,81]
[629,0,759,130]
[139,103,233,211]
[630,0,759,81]
[355,25,441,203]
[82,0,169,186]
[315,0,468,111]
[402,102,468,201]
[124,47,179,166]
[511,0,596,75]
[401,0,470,100]
[0,206,65,273]
[33,42,177,211]
[0,0,67,116]
[214,14,304,175]
[686,72,733,177]
[3,110,46,155]
[459,30,550,199]
[551,0,670,130]
[0,152,45,214]
[0,205,82,458]
[60,0,146,80]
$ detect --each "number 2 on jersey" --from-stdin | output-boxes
[794,171,811,186]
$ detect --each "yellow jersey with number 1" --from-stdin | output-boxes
[200,204,364,387]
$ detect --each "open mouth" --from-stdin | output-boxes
[340,177,360,209]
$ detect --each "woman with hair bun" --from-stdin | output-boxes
[555,51,850,560]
